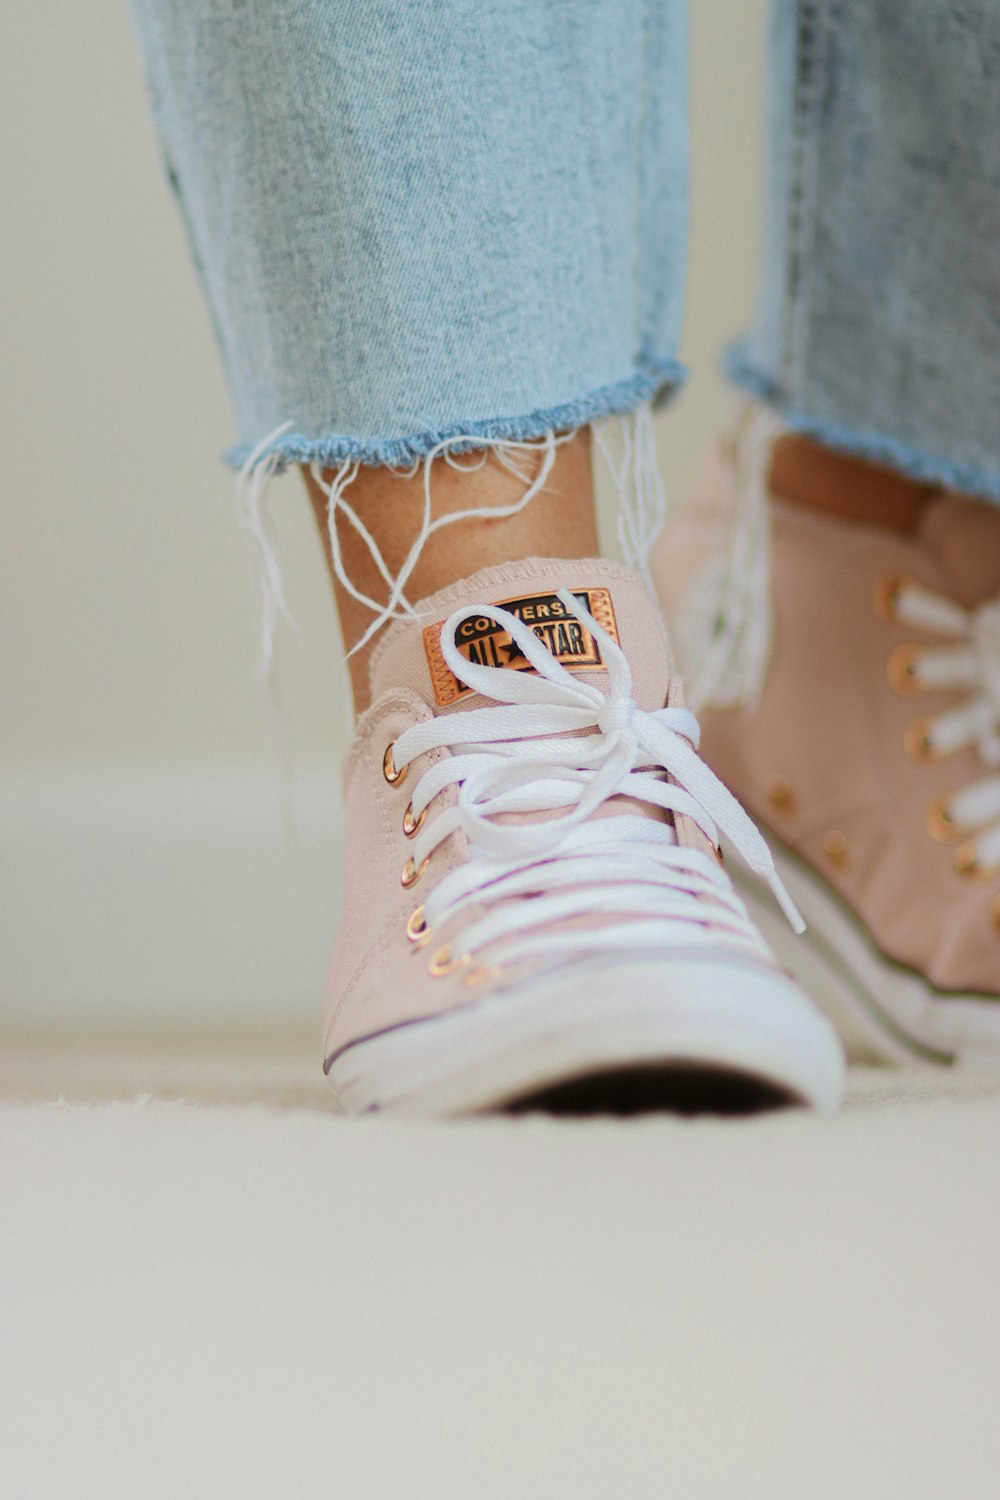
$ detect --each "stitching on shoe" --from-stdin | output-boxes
[345,690,431,783]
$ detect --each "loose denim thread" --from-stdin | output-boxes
[311,432,572,661]
[235,423,300,818]
[223,356,686,474]
[236,420,298,688]
[237,405,671,700]
[592,403,668,590]
[680,406,782,713]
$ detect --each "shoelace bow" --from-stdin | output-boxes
[892,583,1000,869]
[392,591,802,980]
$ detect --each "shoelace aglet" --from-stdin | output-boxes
[767,870,806,935]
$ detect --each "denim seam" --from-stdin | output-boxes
[727,347,1000,506]
[631,0,652,351]
[782,0,827,394]
[223,353,685,472]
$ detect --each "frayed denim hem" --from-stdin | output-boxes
[223,353,685,472]
[726,344,1000,508]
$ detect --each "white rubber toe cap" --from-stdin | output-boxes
[327,954,846,1117]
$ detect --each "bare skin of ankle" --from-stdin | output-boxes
[769,433,942,534]
[304,429,598,712]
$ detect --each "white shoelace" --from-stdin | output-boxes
[392,591,803,982]
[892,582,1000,869]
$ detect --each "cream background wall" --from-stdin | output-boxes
[1,1,768,1022]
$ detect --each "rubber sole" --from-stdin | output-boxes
[325,955,845,1117]
[733,844,1000,1069]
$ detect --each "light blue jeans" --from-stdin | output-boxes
[130,0,1000,502]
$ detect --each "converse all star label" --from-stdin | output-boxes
[423,587,620,707]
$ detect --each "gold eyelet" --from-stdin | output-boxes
[402,801,426,838]
[954,840,999,882]
[383,742,408,786]
[765,775,796,814]
[406,904,431,946]
[401,855,429,889]
[822,830,850,868]
[874,575,917,623]
[904,716,943,764]
[428,943,471,978]
[886,644,926,697]
[925,793,961,843]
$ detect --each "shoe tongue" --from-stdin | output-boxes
[370,556,715,861]
[368,557,675,713]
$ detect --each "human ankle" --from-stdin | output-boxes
[304,429,598,711]
[768,432,939,534]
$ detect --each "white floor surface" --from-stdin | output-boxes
[3,1029,1000,1499]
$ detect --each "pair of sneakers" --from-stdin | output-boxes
[323,421,1000,1115]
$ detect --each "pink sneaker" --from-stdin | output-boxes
[655,426,1000,1067]
[323,557,844,1115]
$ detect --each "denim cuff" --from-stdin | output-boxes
[727,342,1000,508]
[223,353,686,473]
